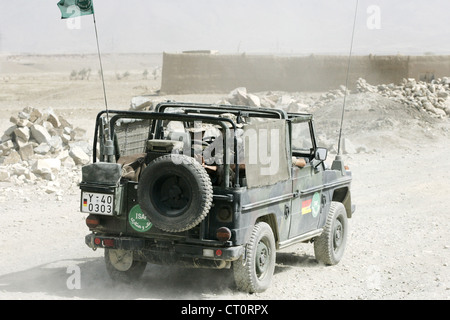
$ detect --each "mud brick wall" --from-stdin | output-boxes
[160,53,450,94]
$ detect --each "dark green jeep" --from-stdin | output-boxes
[80,102,354,293]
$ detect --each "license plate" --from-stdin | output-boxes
[81,192,114,215]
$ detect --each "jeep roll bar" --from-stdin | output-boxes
[155,101,288,120]
[93,110,241,188]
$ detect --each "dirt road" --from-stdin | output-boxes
[0,55,449,300]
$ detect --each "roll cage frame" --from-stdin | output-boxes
[92,102,319,188]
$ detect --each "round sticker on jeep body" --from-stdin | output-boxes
[311,192,321,218]
[129,205,152,232]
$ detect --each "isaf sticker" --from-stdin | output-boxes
[129,205,152,232]
[311,192,321,217]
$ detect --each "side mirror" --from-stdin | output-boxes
[315,147,328,161]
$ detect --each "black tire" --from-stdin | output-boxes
[233,222,276,293]
[104,249,147,282]
[137,154,213,233]
[314,201,348,265]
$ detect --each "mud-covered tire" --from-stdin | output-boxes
[104,249,147,282]
[314,201,348,265]
[137,154,213,233]
[233,222,276,293]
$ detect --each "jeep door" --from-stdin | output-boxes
[288,119,324,238]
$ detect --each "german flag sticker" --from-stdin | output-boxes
[301,199,312,215]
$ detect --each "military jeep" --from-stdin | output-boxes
[80,102,354,293]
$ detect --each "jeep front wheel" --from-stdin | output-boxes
[233,222,276,293]
[314,201,348,265]
[104,249,147,282]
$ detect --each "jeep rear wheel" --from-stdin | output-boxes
[233,222,276,293]
[314,201,348,265]
[138,154,213,233]
[104,249,147,282]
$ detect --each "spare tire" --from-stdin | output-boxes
[137,154,213,233]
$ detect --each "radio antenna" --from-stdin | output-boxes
[337,0,359,155]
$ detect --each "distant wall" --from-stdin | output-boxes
[160,53,450,94]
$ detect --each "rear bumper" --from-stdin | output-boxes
[85,233,244,268]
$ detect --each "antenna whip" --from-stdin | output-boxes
[337,0,359,155]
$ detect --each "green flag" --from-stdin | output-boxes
[57,0,94,19]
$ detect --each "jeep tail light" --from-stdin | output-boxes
[86,214,100,229]
[103,238,115,248]
[216,227,232,242]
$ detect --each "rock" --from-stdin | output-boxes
[69,140,92,155]
[61,133,71,144]
[24,170,36,182]
[3,150,21,165]
[18,144,35,161]
[47,112,61,128]
[287,102,309,113]
[16,118,30,127]
[437,91,448,99]
[45,186,59,194]
[62,156,76,169]
[11,163,28,176]
[10,116,19,125]
[280,95,294,106]
[0,169,10,182]
[29,108,43,123]
[30,124,51,144]
[3,126,17,139]
[18,111,30,119]
[58,115,73,129]
[31,158,61,173]
[0,140,14,154]
[1,134,12,143]
[69,146,90,165]
[247,93,261,107]
[228,87,248,105]
[14,127,30,142]
[31,159,61,180]
[34,143,51,155]
[70,127,87,141]
[48,135,63,152]
[130,96,152,111]
[259,97,276,108]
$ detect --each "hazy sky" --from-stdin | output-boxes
[1,0,450,55]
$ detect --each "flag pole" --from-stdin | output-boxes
[92,11,109,122]
[91,8,114,161]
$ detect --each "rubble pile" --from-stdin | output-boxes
[217,86,353,113]
[0,107,92,195]
[220,78,450,119]
[217,87,312,113]
[357,77,450,118]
